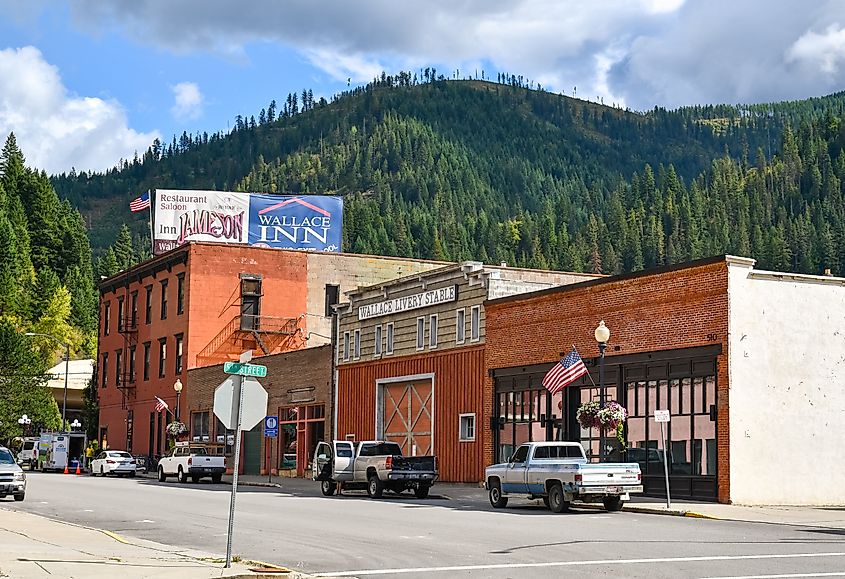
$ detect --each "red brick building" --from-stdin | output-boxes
[97,242,447,458]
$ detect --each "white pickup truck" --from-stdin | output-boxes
[157,444,226,484]
[485,442,642,513]
[313,440,438,499]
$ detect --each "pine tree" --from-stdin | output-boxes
[112,224,134,272]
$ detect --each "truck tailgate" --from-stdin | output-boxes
[394,455,436,472]
[579,463,640,487]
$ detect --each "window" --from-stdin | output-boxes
[191,411,210,442]
[158,338,167,378]
[343,331,350,361]
[240,276,262,330]
[129,346,136,383]
[456,308,466,344]
[374,325,383,356]
[143,342,151,381]
[416,317,425,350]
[176,273,185,315]
[175,334,184,374]
[386,323,394,354]
[101,352,108,388]
[459,414,476,441]
[429,314,438,348]
[130,291,138,328]
[160,279,168,320]
[325,284,339,317]
[117,297,125,332]
[115,349,122,387]
[353,329,361,360]
[470,305,481,341]
[144,285,152,324]
[103,301,111,336]
[511,445,529,463]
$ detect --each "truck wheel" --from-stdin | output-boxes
[158,467,167,482]
[14,493,24,502]
[542,496,550,508]
[603,496,624,512]
[211,474,222,484]
[548,483,570,513]
[488,480,508,508]
[367,474,384,499]
[191,475,200,484]
[177,467,188,484]
[321,480,336,496]
[414,483,431,499]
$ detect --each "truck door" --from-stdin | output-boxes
[332,441,355,481]
[503,445,530,493]
[313,442,332,480]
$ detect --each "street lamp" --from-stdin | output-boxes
[594,320,611,462]
[18,414,31,436]
[25,332,70,429]
[173,379,183,421]
[70,419,81,431]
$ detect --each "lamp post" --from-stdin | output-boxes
[18,414,31,436]
[24,332,70,429]
[594,320,611,462]
[173,379,183,422]
[70,419,81,431]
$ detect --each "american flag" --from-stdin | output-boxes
[129,191,151,212]
[154,396,169,413]
[542,347,588,395]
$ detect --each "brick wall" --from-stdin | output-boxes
[186,344,332,474]
[484,258,732,502]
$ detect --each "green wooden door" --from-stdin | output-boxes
[243,424,261,475]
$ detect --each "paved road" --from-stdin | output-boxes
[4,472,845,578]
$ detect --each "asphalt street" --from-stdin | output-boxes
[4,472,845,578]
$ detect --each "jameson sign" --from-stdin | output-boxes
[358,286,458,320]
[153,189,343,255]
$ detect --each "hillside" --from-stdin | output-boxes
[53,77,845,276]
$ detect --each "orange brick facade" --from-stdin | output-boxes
[484,258,732,503]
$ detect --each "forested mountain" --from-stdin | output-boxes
[53,76,845,276]
[0,134,98,439]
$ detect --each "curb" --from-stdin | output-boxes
[577,502,721,520]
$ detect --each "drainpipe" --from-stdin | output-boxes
[331,307,339,441]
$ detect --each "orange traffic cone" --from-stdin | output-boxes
[75,462,81,475]
[63,464,69,474]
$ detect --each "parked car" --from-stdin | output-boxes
[485,441,643,513]
[313,440,438,499]
[157,444,226,483]
[16,437,39,470]
[0,446,26,501]
[90,450,137,477]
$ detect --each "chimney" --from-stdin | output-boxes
[500,262,507,267]
[824,268,833,277]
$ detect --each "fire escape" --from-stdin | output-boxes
[196,314,305,367]
[117,290,138,410]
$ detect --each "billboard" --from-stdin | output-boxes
[153,190,343,255]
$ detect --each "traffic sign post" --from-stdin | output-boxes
[214,351,269,569]
[654,409,671,509]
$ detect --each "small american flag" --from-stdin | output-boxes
[542,347,588,395]
[129,191,151,212]
[154,396,169,413]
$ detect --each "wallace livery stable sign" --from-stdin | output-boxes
[358,285,458,320]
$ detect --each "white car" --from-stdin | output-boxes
[0,446,26,501]
[90,450,137,477]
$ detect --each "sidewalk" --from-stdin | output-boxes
[0,508,303,579]
[137,471,845,529]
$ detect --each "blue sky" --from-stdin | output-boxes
[2,0,845,175]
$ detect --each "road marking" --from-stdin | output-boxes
[135,519,155,523]
[83,509,93,512]
[314,551,845,577]
[700,574,845,579]
[99,530,131,545]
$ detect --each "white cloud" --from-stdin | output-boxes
[170,81,204,121]
[0,46,158,174]
[787,24,845,75]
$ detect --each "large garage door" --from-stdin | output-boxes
[381,379,433,456]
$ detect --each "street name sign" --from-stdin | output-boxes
[223,361,267,378]
[654,410,670,423]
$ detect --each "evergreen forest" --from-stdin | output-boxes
[54,76,845,278]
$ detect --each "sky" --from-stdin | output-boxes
[1,0,845,175]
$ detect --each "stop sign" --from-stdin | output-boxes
[213,377,268,431]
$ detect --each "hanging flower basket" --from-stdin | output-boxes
[166,421,187,437]
[597,401,627,430]
[577,400,629,449]
[576,401,602,430]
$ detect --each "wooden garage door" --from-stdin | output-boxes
[382,379,432,456]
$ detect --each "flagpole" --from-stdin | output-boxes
[148,189,154,256]
[573,344,599,389]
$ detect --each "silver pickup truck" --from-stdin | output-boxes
[313,440,438,499]
[485,441,642,513]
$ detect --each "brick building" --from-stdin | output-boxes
[186,345,331,477]
[336,261,595,482]
[484,255,845,505]
[97,242,447,458]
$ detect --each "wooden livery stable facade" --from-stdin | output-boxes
[335,262,593,482]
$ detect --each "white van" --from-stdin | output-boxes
[17,438,39,470]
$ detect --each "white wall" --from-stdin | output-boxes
[727,258,845,505]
